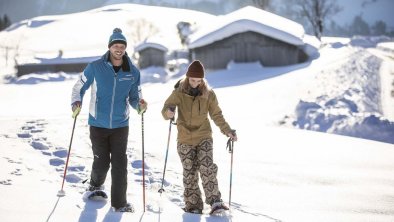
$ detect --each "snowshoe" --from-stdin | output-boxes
[182,207,203,214]
[209,201,229,215]
[83,185,108,201]
[87,190,108,201]
[114,203,135,213]
[87,185,104,192]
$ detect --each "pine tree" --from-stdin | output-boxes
[372,20,387,36]
[351,15,370,36]
[0,14,11,31]
[287,0,342,40]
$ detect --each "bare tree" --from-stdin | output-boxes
[177,21,193,47]
[295,0,342,40]
[127,18,159,47]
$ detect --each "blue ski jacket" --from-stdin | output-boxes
[71,51,142,129]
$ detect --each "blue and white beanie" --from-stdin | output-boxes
[108,28,127,48]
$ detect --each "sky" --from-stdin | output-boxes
[0,3,394,222]
[1,0,393,29]
[332,0,394,27]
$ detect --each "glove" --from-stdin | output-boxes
[71,101,81,118]
[165,106,176,120]
[227,129,237,141]
[137,99,147,114]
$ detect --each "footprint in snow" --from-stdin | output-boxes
[53,149,68,158]
[50,158,65,166]
[31,128,44,133]
[20,120,47,134]
[10,168,22,176]
[131,159,150,170]
[30,140,50,150]
[21,125,35,130]
[6,157,22,164]
[0,179,12,185]
[65,173,81,183]
[17,131,32,138]
[68,165,85,172]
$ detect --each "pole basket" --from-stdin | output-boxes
[57,189,66,197]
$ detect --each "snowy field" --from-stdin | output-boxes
[0,3,394,222]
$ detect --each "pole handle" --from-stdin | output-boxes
[168,106,176,122]
[72,106,81,119]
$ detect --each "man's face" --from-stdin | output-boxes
[109,43,126,61]
[188,77,202,88]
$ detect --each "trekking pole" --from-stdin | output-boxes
[158,107,176,194]
[57,107,81,197]
[141,113,146,212]
[226,130,236,208]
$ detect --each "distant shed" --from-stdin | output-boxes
[135,40,168,69]
[188,6,309,70]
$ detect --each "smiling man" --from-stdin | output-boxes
[71,28,147,213]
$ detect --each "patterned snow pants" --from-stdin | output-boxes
[177,138,221,211]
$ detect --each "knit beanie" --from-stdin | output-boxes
[108,28,127,48]
[186,60,205,78]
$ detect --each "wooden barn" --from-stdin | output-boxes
[188,6,309,70]
[16,56,98,77]
[134,39,168,69]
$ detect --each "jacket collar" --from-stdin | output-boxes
[103,51,131,72]
[175,78,210,99]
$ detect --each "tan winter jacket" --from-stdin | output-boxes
[162,79,232,146]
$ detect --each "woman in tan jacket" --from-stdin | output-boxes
[161,60,237,214]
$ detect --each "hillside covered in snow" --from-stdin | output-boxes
[0,3,393,222]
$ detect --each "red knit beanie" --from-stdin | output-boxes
[186,60,205,78]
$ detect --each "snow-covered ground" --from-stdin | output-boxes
[282,44,394,144]
[0,3,394,222]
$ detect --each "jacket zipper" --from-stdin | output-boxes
[198,100,201,115]
[110,72,117,129]
[190,96,196,142]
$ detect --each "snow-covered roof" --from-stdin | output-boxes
[134,37,169,52]
[0,3,216,60]
[189,6,305,49]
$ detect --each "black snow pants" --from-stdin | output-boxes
[89,126,129,209]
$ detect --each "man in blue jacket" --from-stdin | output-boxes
[71,28,147,212]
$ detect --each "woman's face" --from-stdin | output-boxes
[188,77,202,88]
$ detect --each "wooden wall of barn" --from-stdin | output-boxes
[190,31,308,70]
[16,63,87,77]
[137,48,166,69]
